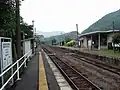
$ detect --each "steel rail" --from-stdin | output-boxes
[49,55,101,90]
[50,46,120,76]
[42,46,101,90]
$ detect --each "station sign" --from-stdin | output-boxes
[79,41,81,46]
[2,42,12,70]
[34,42,36,48]
[25,40,32,57]
[88,40,92,46]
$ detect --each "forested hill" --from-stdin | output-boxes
[81,9,120,35]
[44,31,78,44]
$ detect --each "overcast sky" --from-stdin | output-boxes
[20,0,120,33]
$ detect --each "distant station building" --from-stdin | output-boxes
[79,10,120,50]
[79,29,120,50]
[37,35,45,41]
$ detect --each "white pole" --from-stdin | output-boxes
[91,35,92,50]
[17,61,20,80]
[24,58,27,68]
[98,33,101,50]
[28,57,30,61]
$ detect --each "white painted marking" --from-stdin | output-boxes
[41,49,44,51]
[44,52,73,90]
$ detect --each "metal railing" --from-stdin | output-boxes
[0,49,32,90]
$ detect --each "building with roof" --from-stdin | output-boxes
[79,10,120,50]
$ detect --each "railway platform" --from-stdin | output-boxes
[11,46,72,90]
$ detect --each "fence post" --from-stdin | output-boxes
[24,57,27,68]
[28,56,30,61]
[17,61,21,80]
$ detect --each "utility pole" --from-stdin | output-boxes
[35,28,36,36]
[35,27,37,47]
[32,20,35,37]
[32,20,35,55]
[15,0,21,59]
[76,24,79,47]
[113,20,115,52]
[35,27,37,38]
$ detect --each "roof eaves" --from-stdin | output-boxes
[79,30,120,37]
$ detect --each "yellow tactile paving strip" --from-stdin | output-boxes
[39,52,48,90]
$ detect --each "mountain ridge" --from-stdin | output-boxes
[44,31,78,44]
[81,9,120,34]
[36,31,65,37]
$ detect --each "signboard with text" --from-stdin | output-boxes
[25,40,32,57]
[88,40,92,46]
[2,42,12,70]
[34,42,36,48]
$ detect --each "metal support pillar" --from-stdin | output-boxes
[91,35,92,50]
[17,61,21,80]
[76,24,79,47]
[98,33,101,50]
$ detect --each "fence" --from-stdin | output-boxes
[0,49,32,90]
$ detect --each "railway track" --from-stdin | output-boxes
[72,54,120,75]
[41,46,52,54]
[49,46,120,76]
[42,46,101,90]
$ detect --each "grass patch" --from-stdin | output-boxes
[98,49,120,57]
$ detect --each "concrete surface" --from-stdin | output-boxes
[43,50,72,90]
[9,46,73,90]
[13,48,40,90]
[42,51,61,90]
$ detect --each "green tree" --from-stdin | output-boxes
[0,1,33,61]
[112,33,120,52]
[20,22,33,39]
[0,0,16,37]
[65,37,72,43]
[112,33,120,44]
[66,40,75,47]
[52,38,56,45]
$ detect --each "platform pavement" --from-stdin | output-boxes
[42,52,60,90]
[10,46,71,90]
[12,47,40,90]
